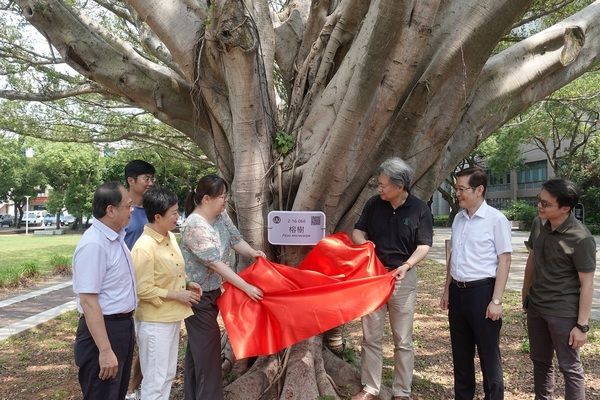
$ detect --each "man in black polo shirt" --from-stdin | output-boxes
[522,179,596,400]
[351,157,433,400]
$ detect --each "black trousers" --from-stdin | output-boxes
[74,315,135,400]
[449,280,504,400]
[184,289,223,400]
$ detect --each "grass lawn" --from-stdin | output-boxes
[0,258,598,399]
[0,233,81,287]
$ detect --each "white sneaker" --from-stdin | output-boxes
[125,389,141,400]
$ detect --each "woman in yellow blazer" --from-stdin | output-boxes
[131,187,201,400]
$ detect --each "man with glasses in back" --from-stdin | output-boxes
[124,159,156,249]
[123,159,155,400]
[440,166,512,400]
[522,179,596,400]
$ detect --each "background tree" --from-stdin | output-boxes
[44,190,64,226]
[0,136,46,226]
[2,0,600,397]
[476,69,600,222]
[33,141,102,228]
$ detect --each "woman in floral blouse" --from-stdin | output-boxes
[180,174,265,400]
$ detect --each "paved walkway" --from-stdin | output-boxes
[429,228,600,321]
[0,228,599,342]
[0,276,75,341]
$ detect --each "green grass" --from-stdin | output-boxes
[0,234,81,287]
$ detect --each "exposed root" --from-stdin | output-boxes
[224,355,281,400]
[322,345,361,397]
[279,338,319,399]
[258,348,290,399]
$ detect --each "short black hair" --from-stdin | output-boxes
[92,182,124,218]
[124,160,156,181]
[143,187,178,223]
[456,166,487,196]
[541,179,579,211]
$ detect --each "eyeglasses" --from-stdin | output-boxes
[216,194,228,200]
[536,196,557,209]
[453,186,475,194]
[137,174,156,183]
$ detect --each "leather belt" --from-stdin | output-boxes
[452,277,495,289]
[103,311,134,320]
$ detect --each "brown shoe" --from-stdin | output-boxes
[351,390,377,400]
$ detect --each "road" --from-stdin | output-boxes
[0,227,599,341]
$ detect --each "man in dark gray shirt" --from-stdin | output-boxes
[522,179,596,400]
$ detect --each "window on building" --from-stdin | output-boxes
[517,160,547,189]
[487,171,511,192]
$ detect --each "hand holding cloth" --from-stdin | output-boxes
[217,233,396,358]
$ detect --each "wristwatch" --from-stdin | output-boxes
[575,323,590,333]
[492,298,502,305]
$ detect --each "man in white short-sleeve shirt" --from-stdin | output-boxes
[440,167,512,400]
[72,182,136,400]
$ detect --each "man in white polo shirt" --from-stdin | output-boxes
[73,182,137,399]
[440,166,512,400]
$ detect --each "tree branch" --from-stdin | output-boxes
[512,0,576,30]
[125,0,207,80]
[426,0,600,198]
[0,83,105,101]
[16,0,216,160]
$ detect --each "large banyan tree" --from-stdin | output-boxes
[2,0,600,398]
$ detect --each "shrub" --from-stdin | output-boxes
[502,200,537,222]
[50,254,72,276]
[433,215,450,227]
[586,223,600,235]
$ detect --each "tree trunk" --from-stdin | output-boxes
[9,0,600,398]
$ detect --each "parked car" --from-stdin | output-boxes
[22,212,44,226]
[61,214,76,226]
[0,214,14,227]
[176,213,185,228]
[43,214,59,226]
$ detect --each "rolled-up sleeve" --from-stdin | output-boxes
[132,247,168,306]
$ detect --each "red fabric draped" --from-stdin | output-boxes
[217,232,395,359]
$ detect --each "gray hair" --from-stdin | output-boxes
[378,157,414,189]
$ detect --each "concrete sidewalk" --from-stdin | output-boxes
[428,227,600,321]
[0,276,75,341]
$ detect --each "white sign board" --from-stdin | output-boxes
[267,211,326,245]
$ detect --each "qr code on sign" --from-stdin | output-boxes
[311,216,322,226]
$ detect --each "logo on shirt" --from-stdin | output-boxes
[402,217,411,226]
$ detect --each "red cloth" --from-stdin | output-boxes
[217,232,395,359]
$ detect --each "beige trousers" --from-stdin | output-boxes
[360,267,417,397]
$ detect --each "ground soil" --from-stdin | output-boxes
[0,260,598,399]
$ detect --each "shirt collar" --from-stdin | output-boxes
[92,218,124,241]
[382,194,413,210]
[143,225,168,243]
[543,213,576,234]
[459,200,490,220]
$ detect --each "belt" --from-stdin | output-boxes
[103,311,134,320]
[452,277,495,289]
